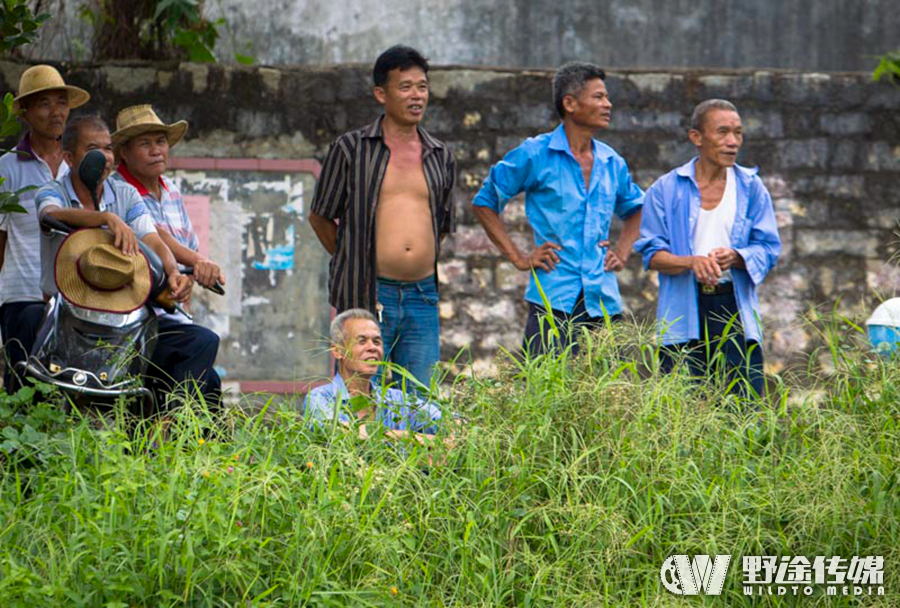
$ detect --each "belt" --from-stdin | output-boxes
[698,281,734,296]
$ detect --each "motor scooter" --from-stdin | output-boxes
[17,150,223,410]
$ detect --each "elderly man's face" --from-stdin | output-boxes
[66,125,115,184]
[564,78,612,130]
[690,109,743,168]
[335,318,384,378]
[119,131,169,181]
[21,90,70,140]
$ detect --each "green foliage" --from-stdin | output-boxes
[0,93,32,215]
[0,315,897,605]
[0,383,66,464]
[82,0,252,64]
[873,50,900,85]
[0,0,51,55]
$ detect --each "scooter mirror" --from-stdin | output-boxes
[78,149,108,207]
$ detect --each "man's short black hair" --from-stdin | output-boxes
[373,45,429,87]
[552,62,607,119]
[62,114,108,153]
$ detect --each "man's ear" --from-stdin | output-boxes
[372,86,386,105]
[561,94,578,117]
[332,343,347,362]
[62,150,73,167]
[687,129,703,148]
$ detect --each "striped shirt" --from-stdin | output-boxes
[113,163,199,252]
[310,116,456,312]
[35,173,156,297]
[0,135,69,305]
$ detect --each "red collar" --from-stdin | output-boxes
[116,162,168,197]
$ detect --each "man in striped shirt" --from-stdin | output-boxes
[110,105,224,407]
[309,45,456,389]
[0,65,89,393]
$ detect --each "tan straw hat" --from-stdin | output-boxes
[13,65,90,111]
[55,229,151,314]
[111,104,188,149]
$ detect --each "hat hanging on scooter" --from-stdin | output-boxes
[55,229,152,314]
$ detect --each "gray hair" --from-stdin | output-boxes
[690,99,738,131]
[62,114,109,153]
[552,62,606,119]
[330,308,378,345]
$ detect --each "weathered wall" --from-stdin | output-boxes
[1,60,898,383]
[20,0,900,72]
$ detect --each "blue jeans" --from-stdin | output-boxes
[376,275,440,389]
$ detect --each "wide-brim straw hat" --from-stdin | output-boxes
[111,104,188,149]
[13,64,90,111]
[55,229,151,314]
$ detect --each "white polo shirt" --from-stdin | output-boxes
[0,136,69,305]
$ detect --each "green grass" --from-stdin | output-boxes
[0,314,898,607]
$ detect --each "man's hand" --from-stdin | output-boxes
[192,258,225,289]
[167,271,192,302]
[709,247,743,271]
[691,255,722,286]
[513,241,562,272]
[601,240,629,272]
[105,213,138,256]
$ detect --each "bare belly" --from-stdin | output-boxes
[375,156,435,281]
[375,202,435,281]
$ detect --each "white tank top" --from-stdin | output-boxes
[693,166,736,283]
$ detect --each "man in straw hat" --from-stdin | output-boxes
[0,65,89,393]
[112,104,224,290]
[111,104,224,406]
[35,115,221,408]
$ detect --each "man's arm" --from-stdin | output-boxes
[308,139,349,255]
[141,232,191,301]
[472,142,563,272]
[156,226,224,288]
[605,210,643,271]
[472,205,561,272]
[42,207,139,255]
[308,213,337,254]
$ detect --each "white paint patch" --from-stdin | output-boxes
[242,296,271,306]
[243,175,291,194]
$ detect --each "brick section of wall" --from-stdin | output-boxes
[2,61,898,376]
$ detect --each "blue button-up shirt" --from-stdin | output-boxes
[472,124,643,317]
[634,159,781,345]
[304,373,444,434]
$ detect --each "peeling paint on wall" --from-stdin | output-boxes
[253,224,295,271]
[170,164,328,383]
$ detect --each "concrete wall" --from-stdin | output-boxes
[19,0,900,72]
[1,60,898,385]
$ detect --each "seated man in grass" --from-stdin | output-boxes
[304,308,454,446]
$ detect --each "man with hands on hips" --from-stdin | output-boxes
[472,62,643,356]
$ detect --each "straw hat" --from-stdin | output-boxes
[13,65,90,111]
[111,104,188,149]
[55,229,151,314]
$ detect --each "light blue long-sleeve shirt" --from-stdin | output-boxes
[472,124,643,317]
[634,159,781,345]
[303,373,444,434]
